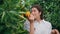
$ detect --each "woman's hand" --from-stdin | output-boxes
[28,14,35,23]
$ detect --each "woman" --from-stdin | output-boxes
[24,4,52,34]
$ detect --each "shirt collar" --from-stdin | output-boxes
[35,19,45,24]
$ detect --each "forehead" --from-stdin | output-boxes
[32,7,37,10]
[31,7,39,12]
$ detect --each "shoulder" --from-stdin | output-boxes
[43,20,52,27]
[24,20,30,25]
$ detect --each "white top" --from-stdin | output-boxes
[24,19,52,34]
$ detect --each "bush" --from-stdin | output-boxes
[0,0,60,34]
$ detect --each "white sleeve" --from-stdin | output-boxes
[24,20,30,32]
[45,22,52,34]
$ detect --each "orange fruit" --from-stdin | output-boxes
[25,11,30,17]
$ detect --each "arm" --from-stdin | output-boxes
[51,29,60,34]
[28,14,35,34]
[54,29,59,34]
[30,22,34,34]
[24,20,35,34]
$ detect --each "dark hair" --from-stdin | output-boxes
[31,4,43,20]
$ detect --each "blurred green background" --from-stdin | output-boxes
[0,0,60,34]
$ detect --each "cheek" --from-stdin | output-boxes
[33,12,39,18]
[35,12,39,16]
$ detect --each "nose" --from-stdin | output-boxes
[31,11,35,15]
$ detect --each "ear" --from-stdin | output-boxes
[39,12,41,15]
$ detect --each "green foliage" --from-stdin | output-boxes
[0,0,60,34]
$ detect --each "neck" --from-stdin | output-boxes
[36,17,41,22]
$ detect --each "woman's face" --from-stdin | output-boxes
[31,7,41,19]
